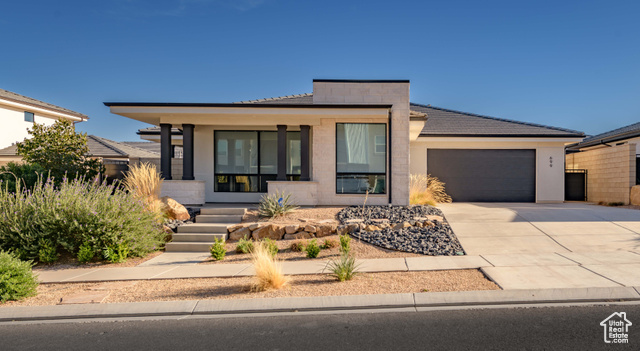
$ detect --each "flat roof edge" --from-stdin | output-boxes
[313,79,410,83]
[104,102,393,109]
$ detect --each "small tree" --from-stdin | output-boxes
[16,120,104,182]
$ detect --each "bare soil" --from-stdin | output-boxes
[1,269,499,307]
[32,251,164,272]
[201,234,425,265]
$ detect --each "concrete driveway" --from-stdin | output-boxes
[439,203,640,290]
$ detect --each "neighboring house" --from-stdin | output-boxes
[0,88,87,150]
[104,79,584,205]
[0,135,161,179]
[566,122,640,204]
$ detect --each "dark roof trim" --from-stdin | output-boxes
[137,130,183,136]
[568,130,640,149]
[420,133,585,138]
[104,102,392,109]
[313,79,410,83]
[409,116,428,121]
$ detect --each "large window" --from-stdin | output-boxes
[214,130,301,192]
[336,123,386,194]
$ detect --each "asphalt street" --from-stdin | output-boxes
[1,304,637,350]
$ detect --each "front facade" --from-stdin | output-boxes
[105,79,584,205]
[0,88,87,150]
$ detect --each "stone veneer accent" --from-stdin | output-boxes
[161,180,206,205]
[565,144,636,204]
[313,81,410,205]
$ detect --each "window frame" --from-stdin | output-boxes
[335,123,387,195]
[24,111,34,123]
[213,130,301,193]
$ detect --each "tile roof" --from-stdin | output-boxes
[131,93,584,138]
[410,103,584,137]
[567,121,640,149]
[121,141,161,154]
[0,136,159,159]
[0,88,87,119]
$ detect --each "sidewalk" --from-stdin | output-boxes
[34,255,491,283]
[3,287,640,323]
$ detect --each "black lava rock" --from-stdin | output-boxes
[337,205,465,256]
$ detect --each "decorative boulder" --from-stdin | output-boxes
[426,215,444,223]
[252,224,285,240]
[336,225,349,236]
[285,225,299,234]
[284,232,313,240]
[316,224,336,237]
[227,223,248,233]
[229,227,252,241]
[304,224,317,233]
[392,222,412,231]
[161,196,190,221]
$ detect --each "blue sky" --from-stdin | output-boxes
[2,0,639,141]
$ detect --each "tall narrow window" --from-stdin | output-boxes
[24,112,34,122]
[336,123,386,194]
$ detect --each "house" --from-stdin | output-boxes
[566,122,640,204]
[0,135,160,179]
[104,79,584,205]
[0,88,87,150]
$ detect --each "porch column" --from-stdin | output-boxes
[182,124,195,180]
[300,125,310,181]
[160,123,172,180]
[277,125,287,181]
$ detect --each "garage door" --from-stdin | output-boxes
[427,149,536,202]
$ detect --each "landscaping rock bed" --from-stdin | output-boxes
[164,207,200,232]
[337,205,465,256]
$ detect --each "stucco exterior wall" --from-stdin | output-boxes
[411,138,570,203]
[0,106,57,149]
[566,144,636,204]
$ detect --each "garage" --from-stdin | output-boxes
[427,149,536,202]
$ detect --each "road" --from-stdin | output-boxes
[1,304,637,350]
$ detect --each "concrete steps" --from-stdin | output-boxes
[166,207,246,252]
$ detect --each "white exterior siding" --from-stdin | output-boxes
[0,106,57,149]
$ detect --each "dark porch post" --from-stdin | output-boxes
[277,125,287,181]
[182,124,195,180]
[300,125,310,181]
[160,123,172,180]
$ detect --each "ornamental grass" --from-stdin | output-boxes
[250,241,288,291]
[409,174,452,206]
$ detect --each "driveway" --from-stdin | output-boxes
[439,203,640,289]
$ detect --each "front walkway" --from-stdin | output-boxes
[439,202,640,289]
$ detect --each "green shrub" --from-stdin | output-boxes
[0,162,46,192]
[210,238,226,261]
[327,252,360,282]
[0,251,39,303]
[235,238,254,254]
[76,242,95,263]
[289,241,305,252]
[258,191,299,218]
[321,238,338,249]
[339,234,352,255]
[103,243,130,263]
[37,239,58,264]
[305,239,320,259]
[262,238,279,257]
[0,177,165,261]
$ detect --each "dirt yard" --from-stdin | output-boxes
[1,269,499,307]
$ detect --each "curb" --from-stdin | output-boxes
[2,287,640,323]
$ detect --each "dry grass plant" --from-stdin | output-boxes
[409,174,452,206]
[122,162,165,215]
[250,241,288,291]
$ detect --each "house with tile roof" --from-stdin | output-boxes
[105,79,584,205]
[0,88,87,149]
[566,121,640,204]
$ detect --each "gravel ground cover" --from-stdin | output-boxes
[338,205,465,256]
[1,269,499,307]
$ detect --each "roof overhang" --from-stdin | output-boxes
[567,130,640,151]
[1,97,86,122]
[104,103,392,126]
[416,135,584,145]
